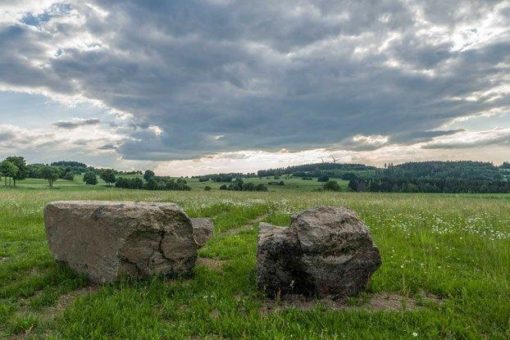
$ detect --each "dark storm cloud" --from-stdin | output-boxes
[53,118,100,129]
[98,144,116,150]
[391,129,465,144]
[0,0,509,160]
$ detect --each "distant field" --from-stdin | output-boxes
[186,176,349,192]
[0,184,509,338]
[13,175,349,192]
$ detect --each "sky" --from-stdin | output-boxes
[0,0,509,176]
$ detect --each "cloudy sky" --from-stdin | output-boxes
[0,0,509,175]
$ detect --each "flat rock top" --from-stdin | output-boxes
[47,201,182,210]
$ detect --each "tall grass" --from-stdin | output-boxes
[0,187,509,338]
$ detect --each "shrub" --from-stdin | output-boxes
[115,177,144,189]
[142,177,191,191]
[255,184,268,191]
[83,171,98,185]
[323,180,341,192]
[317,175,330,182]
[204,186,212,191]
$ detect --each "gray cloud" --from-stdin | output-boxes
[98,144,116,150]
[0,0,509,160]
[0,130,15,142]
[391,129,466,144]
[53,118,100,129]
[423,129,510,149]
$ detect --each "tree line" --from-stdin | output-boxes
[347,161,510,193]
[0,156,190,191]
[257,162,376,178]
[219,179,268,192]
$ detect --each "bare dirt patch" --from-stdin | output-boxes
[38,286,99,321]
[261,292,442,314]
[196,257,226,270]
[221,214,269,236]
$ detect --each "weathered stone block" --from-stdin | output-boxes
[44,201,197,283]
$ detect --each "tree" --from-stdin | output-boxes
[5,156,27,186]
[83,171,98,185]
[0,160,18,186]
[144,170,155,182]
[323,180,341,192]
[41,165,60,188]
[100,169,116,186]
[63,172,74,181]
[27,163,46,178]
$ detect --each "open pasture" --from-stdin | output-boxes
[1,187,509,338]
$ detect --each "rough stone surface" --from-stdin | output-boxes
[44,201,197,283]
[191,218,214,248]
[257,207,381,299]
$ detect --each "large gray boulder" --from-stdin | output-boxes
[257,207,381,299]
[44,201,197,283]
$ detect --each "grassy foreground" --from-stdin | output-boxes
[0,187,509,338]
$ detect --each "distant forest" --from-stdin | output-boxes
[257,163,377,180]
[257,161,510,193]
[348,161,510,193]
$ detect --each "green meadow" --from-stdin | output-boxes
[0,181,509,338]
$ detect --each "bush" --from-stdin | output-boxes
[143,177,191,191]
[323,180,341,192]
[221,179,268,192]
[115,177,144,189]
[317,175,330,182]
[242,182,255,191]
[83,171,97,185]
[255,184,268,191]
[204,186,212,191]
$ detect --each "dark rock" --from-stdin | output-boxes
[257,207,381,299]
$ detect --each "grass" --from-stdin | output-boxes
[0,182,509,338]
